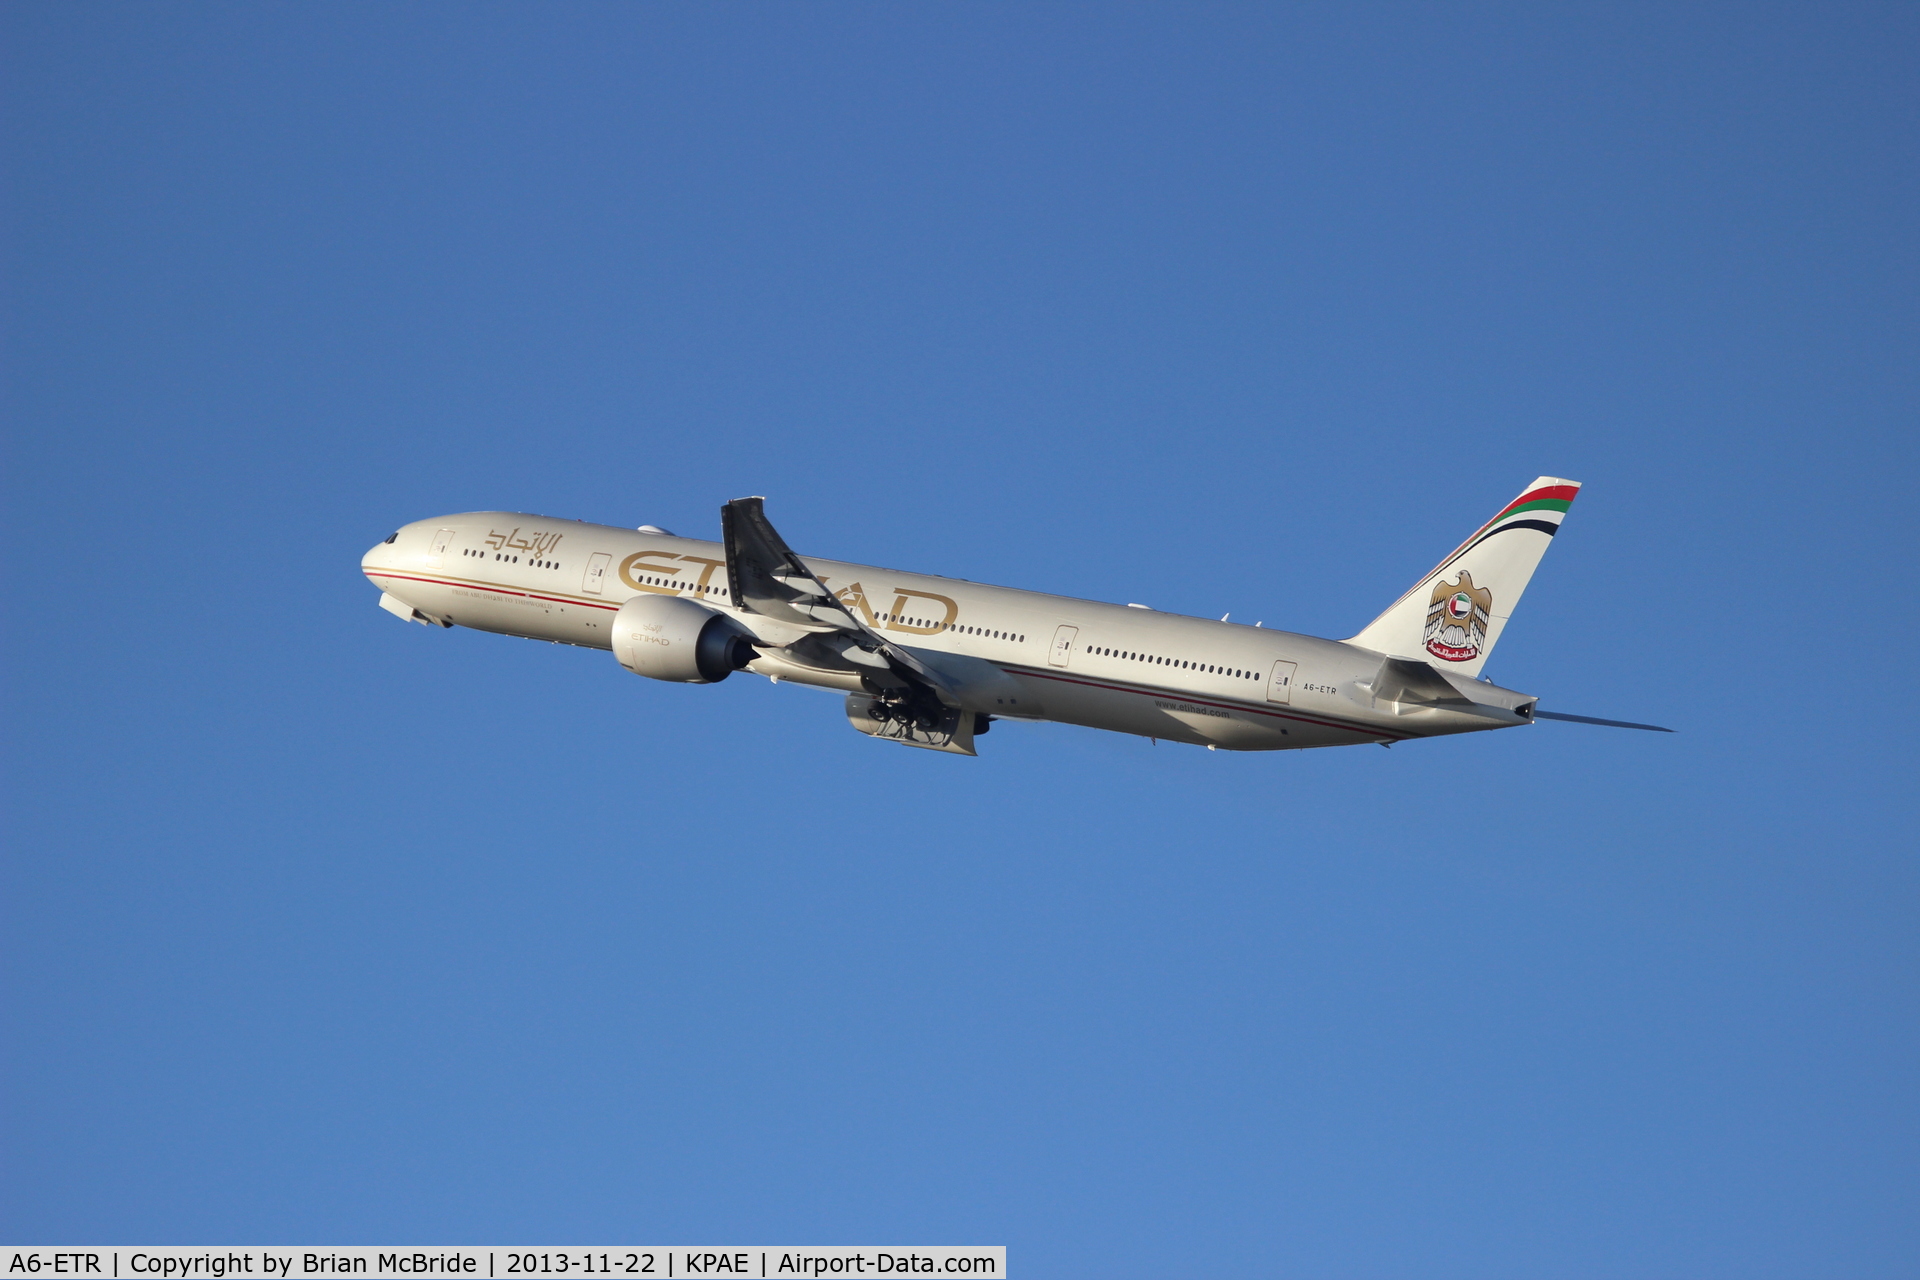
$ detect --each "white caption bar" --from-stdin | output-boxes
[2,1252,1004,1280]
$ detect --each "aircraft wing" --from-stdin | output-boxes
[723,497,1002,754]
[721,496,950,692]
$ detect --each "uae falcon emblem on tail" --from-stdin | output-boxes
[1423,571,1492,663]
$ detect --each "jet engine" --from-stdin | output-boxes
[611,594,758,684]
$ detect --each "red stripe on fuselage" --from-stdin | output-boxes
[363,569,622,610]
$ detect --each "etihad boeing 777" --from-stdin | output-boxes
[360,478,1667,755]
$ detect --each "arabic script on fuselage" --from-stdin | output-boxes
[484,526,564,559]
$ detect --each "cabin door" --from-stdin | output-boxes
[426,528,457,568]
[1266,660,1297,705]
[582,552,612,595]
[1049,625,1079,668]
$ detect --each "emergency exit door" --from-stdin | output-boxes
[1266,660,1297,705]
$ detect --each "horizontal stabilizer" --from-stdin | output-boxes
[1367,656,1472,706]
[1535,710,1674,732]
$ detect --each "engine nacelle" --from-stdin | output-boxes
[611,594,757,684]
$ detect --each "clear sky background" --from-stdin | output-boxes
[3,4,1916,1275]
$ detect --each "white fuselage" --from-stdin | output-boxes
[362,512,1538,751]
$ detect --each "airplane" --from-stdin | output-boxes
[359,477,1669,756]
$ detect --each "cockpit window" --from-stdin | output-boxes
[384,532,399,544]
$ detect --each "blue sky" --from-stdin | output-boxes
[3,3,1915,1274]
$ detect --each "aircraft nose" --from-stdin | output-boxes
[363,531,399,573]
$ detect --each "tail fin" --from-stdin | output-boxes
[1345,476,1580,678]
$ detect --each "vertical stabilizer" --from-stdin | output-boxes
[1345,477,1580,678]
